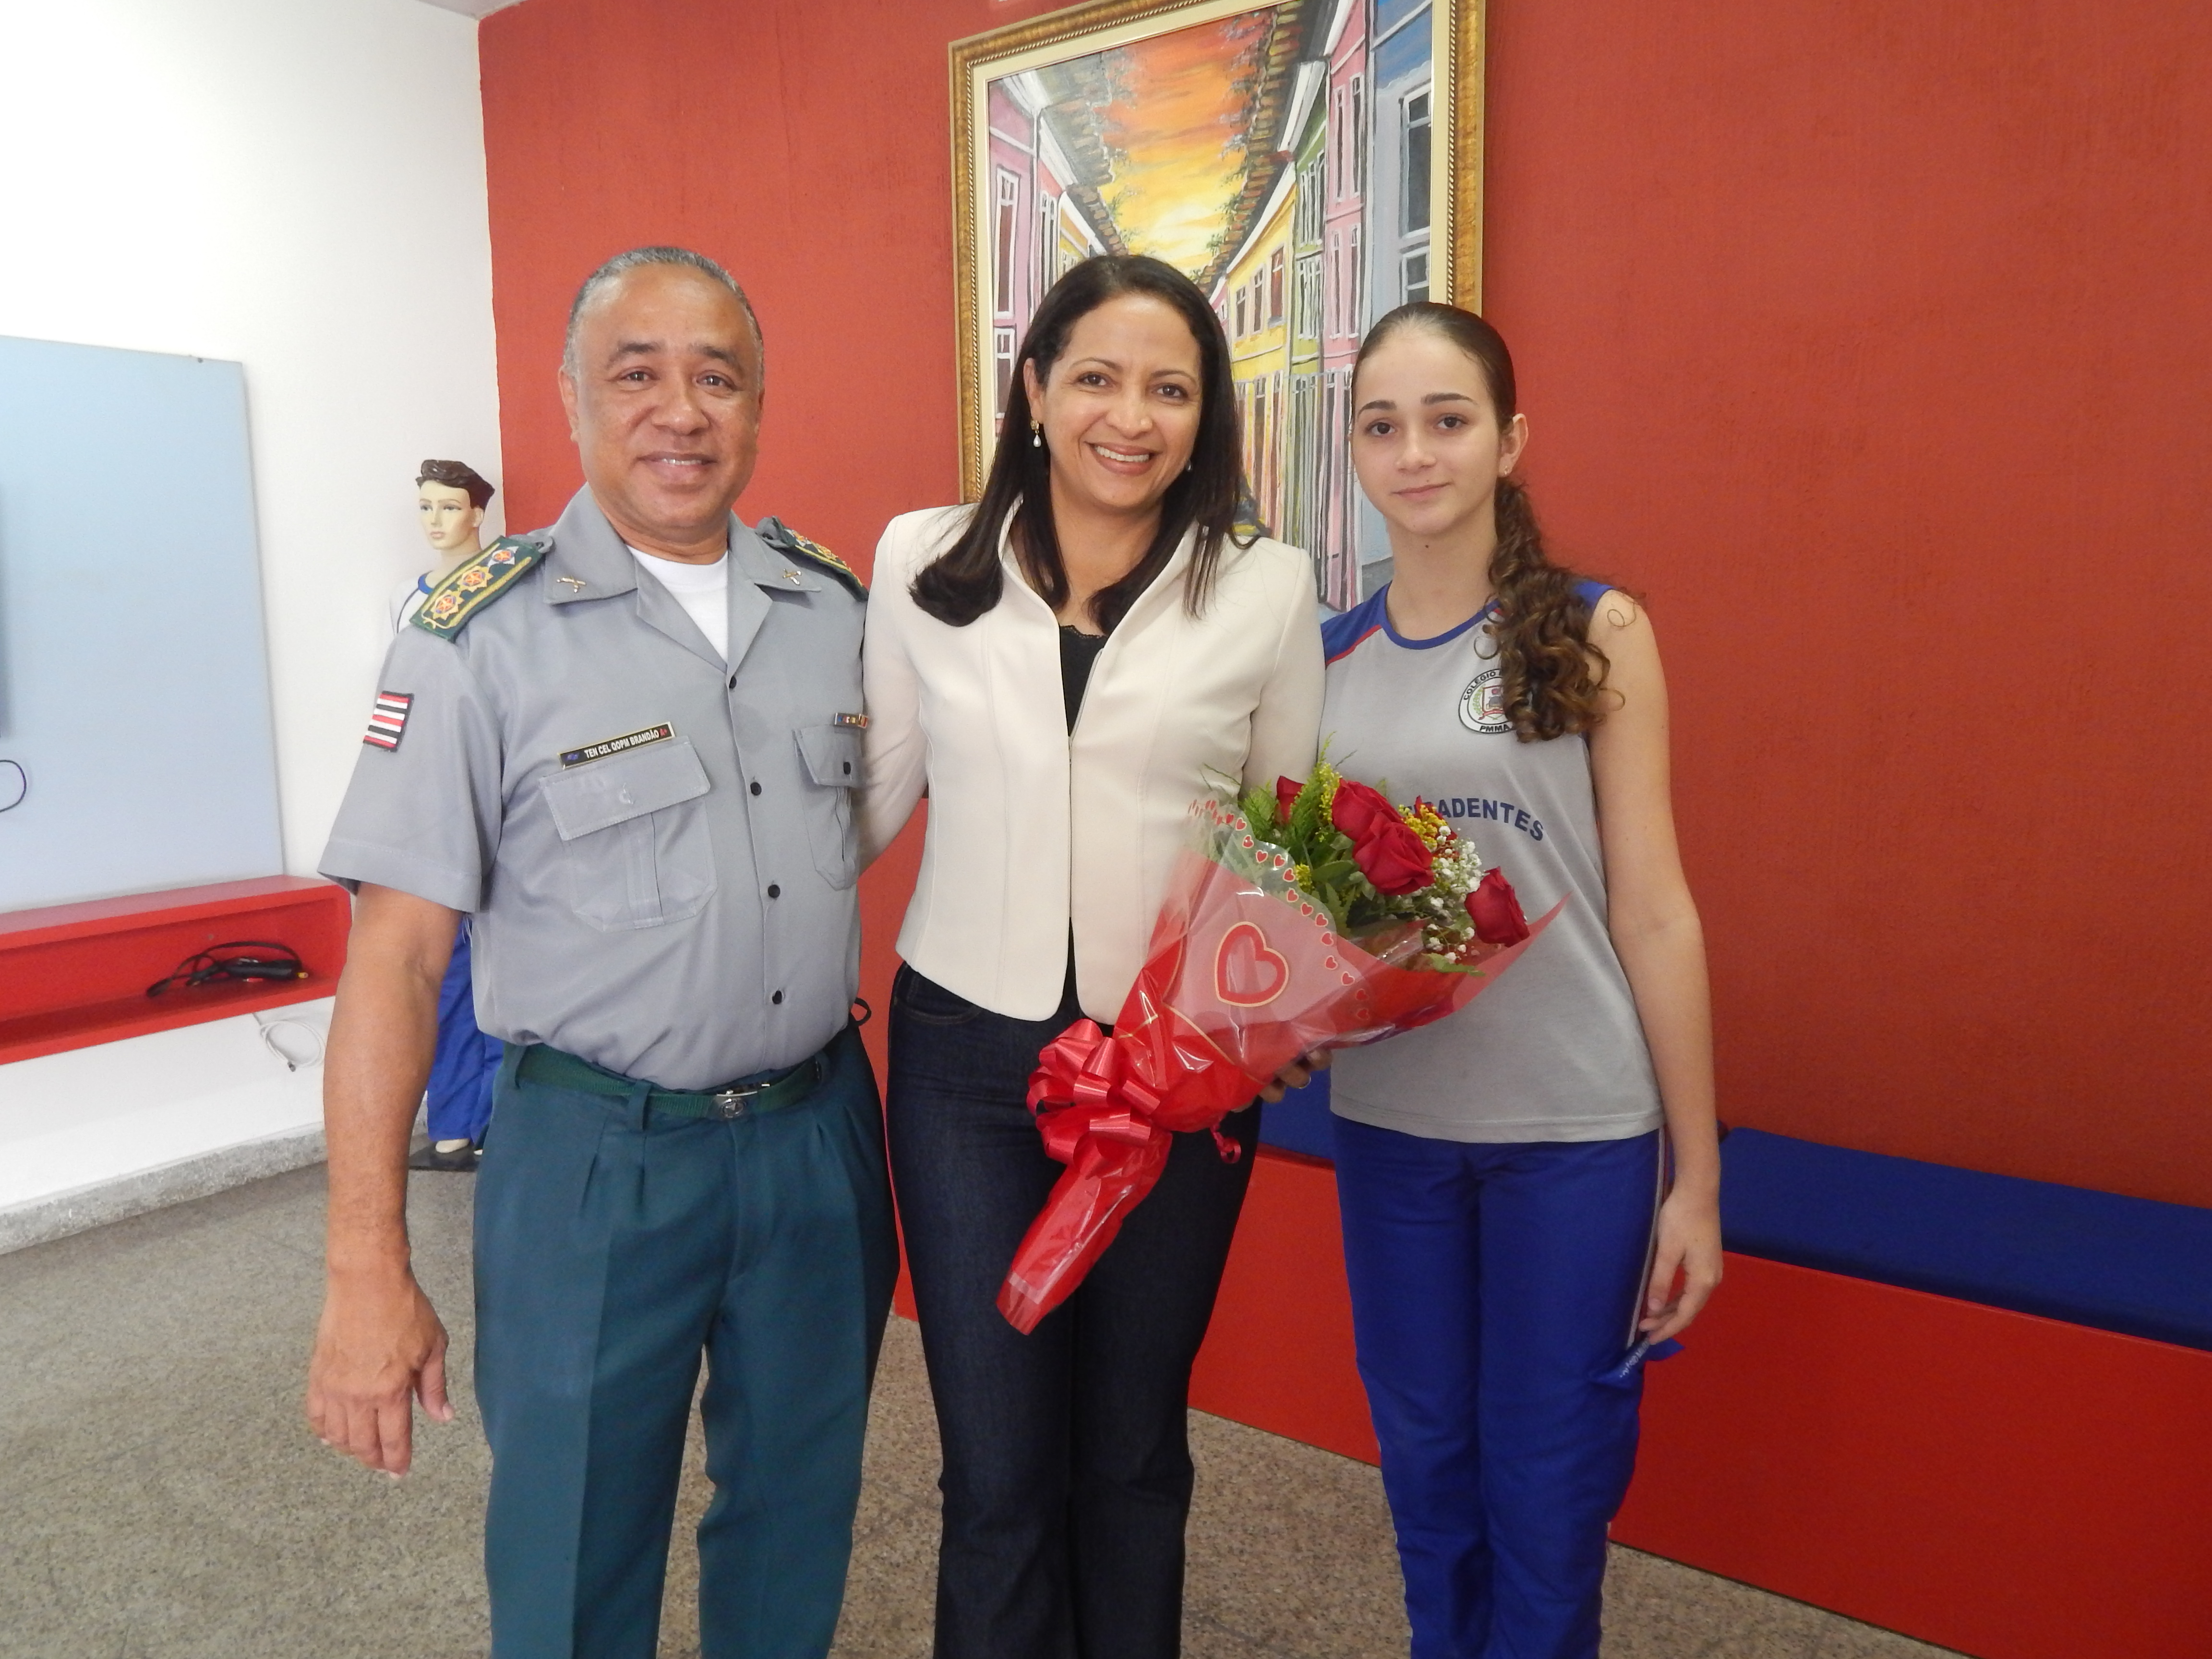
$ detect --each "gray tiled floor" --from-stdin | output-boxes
[0,1166,1960,1659]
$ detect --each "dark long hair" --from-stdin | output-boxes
[913,255,1248,631]
[1355,302,1616,742]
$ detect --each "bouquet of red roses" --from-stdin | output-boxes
[998,758,1563,1332]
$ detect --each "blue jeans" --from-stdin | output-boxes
[887,964,1260,1659]
[1333,1119,1664,1659]
[474,1024,897,1659]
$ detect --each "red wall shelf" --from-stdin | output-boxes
[0,876,353,1067]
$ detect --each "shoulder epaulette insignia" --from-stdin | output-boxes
[410,536,545,638]
[757,516,866,599]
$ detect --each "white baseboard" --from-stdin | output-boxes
[0,1121,328,1254]
[0,998,337,1254]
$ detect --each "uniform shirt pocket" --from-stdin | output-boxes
[538,738,717,929]
[794,723,861,890]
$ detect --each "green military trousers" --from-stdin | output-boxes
[473,1024,897,1659]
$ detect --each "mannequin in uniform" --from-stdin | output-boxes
[392,458,494,629]
[397,459,502,1171]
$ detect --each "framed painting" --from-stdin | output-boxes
[951,0,1485,607]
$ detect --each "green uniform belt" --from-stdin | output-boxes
[517,1040,829,1122]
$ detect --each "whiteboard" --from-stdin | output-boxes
[0,336,282,910]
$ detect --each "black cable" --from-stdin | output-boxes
[146,940,306,998]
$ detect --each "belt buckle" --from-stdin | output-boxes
[710,1082,766,1120]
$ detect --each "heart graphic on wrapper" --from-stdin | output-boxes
[1213,921,1290,1007]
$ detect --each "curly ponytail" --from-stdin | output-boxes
[1356,304,1617,742]
[1488,474,1612,740]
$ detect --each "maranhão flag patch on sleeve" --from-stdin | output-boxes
[364,690,413,750]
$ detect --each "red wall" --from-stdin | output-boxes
[1616,1255,2212,1659]
[481,0,2212,1208]
[1191,1157,2212,1659]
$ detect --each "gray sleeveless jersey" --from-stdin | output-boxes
[1317,586,1663,1143]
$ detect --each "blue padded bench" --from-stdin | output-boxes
[1720,1128,2212,1352]
[1260,1071,1336,1160]
[1261,1094,2212,1353]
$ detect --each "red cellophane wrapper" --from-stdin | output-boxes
[998,800,1562,1332]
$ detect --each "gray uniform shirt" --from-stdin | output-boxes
[1319,587,1664,1143]
[321,488,864,1090]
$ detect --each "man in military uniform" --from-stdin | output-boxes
[307,246,895,1659]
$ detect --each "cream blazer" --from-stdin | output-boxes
[858,505,1323,1022]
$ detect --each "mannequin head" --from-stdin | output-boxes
[416,459,494,562]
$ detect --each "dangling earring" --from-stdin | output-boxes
[1031,421,1043,449]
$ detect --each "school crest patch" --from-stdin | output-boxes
[1459,668,1510,734]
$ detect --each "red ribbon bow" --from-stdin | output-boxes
[1028,1015,1242,1165]
[999,1010,1256,1334]
[1029,1019,1169,1159]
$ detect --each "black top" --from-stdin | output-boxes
[1059,625,1110,732]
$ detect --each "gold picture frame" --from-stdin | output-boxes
[950,0,1485,605]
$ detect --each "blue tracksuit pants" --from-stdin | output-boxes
[1333,1119,1663,1659]
[426,916,498,1144]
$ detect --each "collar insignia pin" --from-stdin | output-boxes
[556,576,587,591]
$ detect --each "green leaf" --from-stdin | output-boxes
[1314,824,1357,859]
[1239,784,1278,841]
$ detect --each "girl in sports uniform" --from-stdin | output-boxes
[1319,303,1722,1659]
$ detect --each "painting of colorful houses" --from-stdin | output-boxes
[956,0,1475,610]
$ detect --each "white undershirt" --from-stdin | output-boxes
[389,571,433,635]
[628,545,729,661]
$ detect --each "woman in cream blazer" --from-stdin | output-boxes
[857,256,1321,1659]
[860,504,1318,1020]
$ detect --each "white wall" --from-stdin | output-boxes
[0,0,503,878]
[0,0,499,1219]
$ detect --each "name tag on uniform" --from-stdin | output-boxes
[833,712,868,729]
[560,722,675,767]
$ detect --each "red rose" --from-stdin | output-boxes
[1467,867,1531,945]
[1330,780,1433,895]
[1328,779,1396,840]
[1276,775,1304,829]
[1355,821,1435,894]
